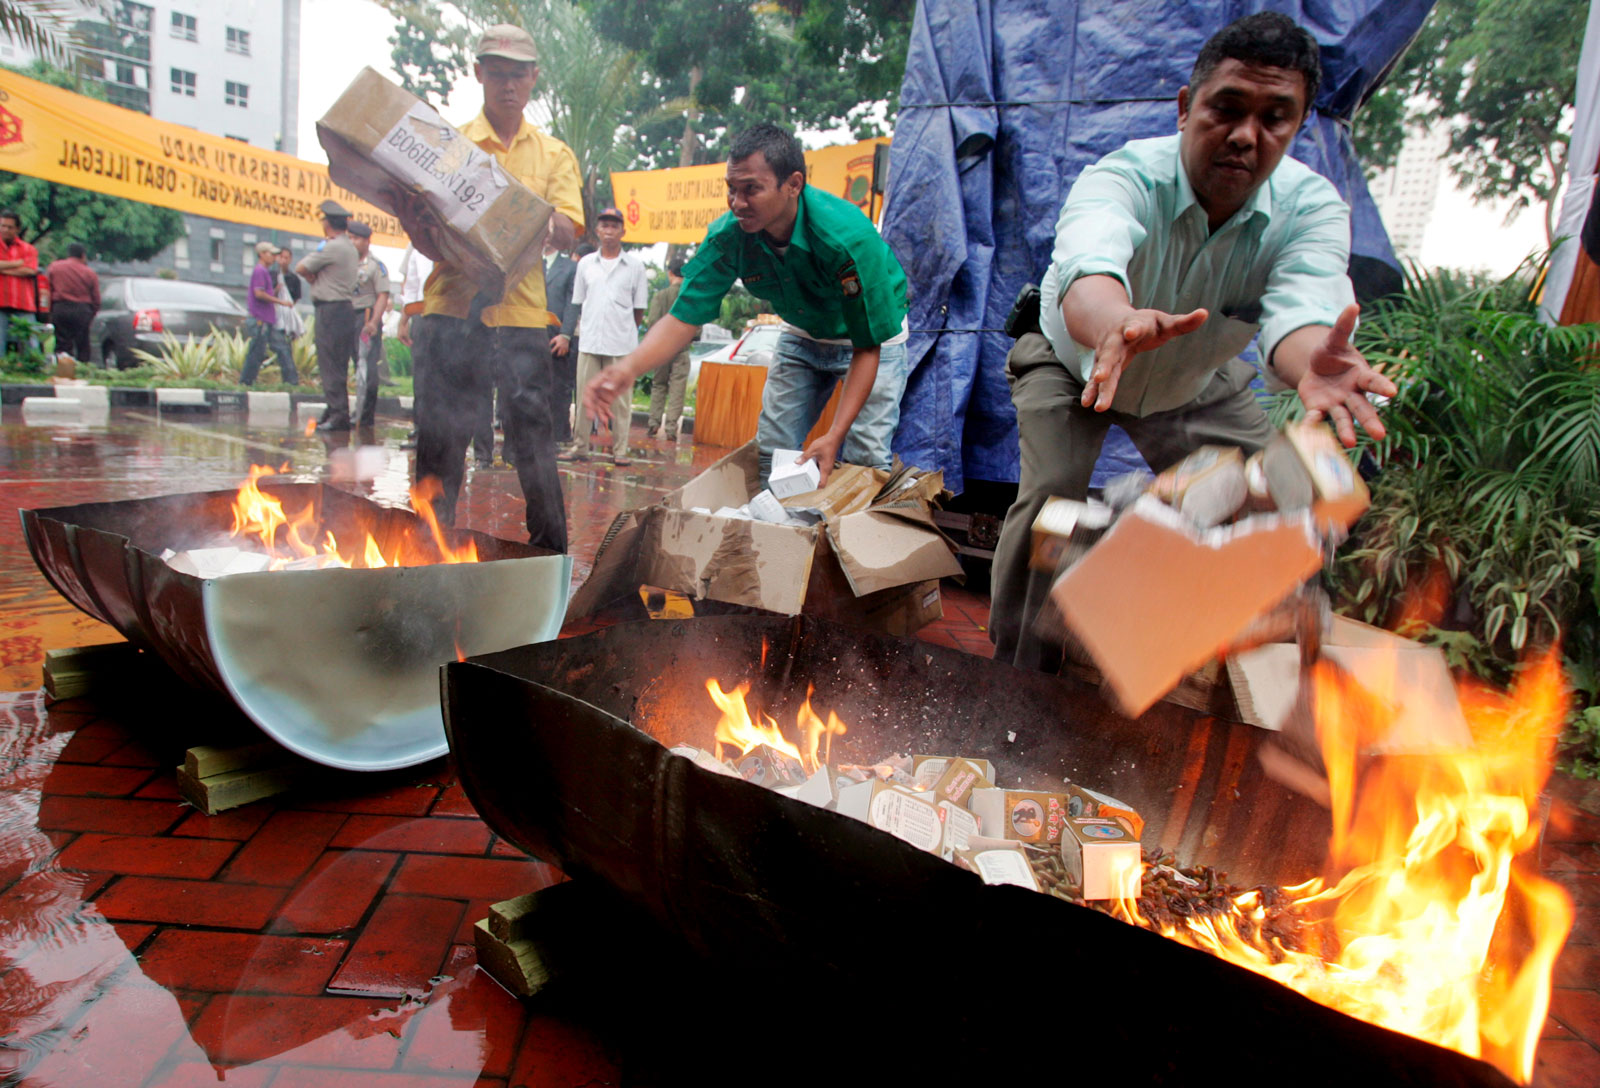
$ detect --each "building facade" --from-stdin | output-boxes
[1,0,317,293]
[1370,125,1450,263]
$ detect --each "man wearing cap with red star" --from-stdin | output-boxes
[397,22,584,552]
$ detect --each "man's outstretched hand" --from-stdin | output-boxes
[1293,303,1397,447]
[1081,307,1208,410]
[581,366,632,431]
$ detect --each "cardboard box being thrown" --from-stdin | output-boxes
[317,67,554,301]
[567,442,963,635]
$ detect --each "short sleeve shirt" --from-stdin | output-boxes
[1038,134,1355,416]
[299,236,360,303]
[570,251,650,356]
[0,237,39,312]
[423,114,586,328]
[352,255,391,311]
[247,264,277,323]
[671,186,908,348]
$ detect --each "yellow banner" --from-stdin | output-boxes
[0,69,407,247]
[610,138,886,244]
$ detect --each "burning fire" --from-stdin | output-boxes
[1111,654,1573,1083]
[707,679,845,774]
[229,465,479,568]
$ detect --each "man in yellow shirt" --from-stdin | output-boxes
[401,23,583,551]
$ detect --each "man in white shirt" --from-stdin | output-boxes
[395,246,434,450]
[563,206,649,464]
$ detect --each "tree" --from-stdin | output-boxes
[0,61,184,263]
[1353,0,1584,242]
[0,0,86,62]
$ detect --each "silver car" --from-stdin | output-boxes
[91,277,249,369]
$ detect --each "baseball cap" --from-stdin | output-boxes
[596,206,624,223]
[255,241,277,256]
[347,221,373,239]
[475,24,538,63]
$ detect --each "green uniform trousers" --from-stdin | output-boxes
[989,332,1278,673]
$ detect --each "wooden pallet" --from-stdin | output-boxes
[176,740,318,815]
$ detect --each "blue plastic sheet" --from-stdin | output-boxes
[883,0,1432,493]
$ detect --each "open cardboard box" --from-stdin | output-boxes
[567,442,963,635]
[317,67,553,301]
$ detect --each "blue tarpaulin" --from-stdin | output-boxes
[882,0,1432,493]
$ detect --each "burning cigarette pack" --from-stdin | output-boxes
[1059,816,1143,900]
[1063,783,1144,839]
[969,788,1082,846]
[954,844,1041,892]
[735,743,809,790]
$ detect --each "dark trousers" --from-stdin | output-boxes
[313,300,360,426]
[551,333,578,442]
[414,317,567,551]
[988,333,1277,673]
[240,317,296,386]
[50,301,94,363]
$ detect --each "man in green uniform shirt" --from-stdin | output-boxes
[583,123,909,484]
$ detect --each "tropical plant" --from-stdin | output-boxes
[292,315,317,381]
[209,326,250,384]
[0,1,83,62]
[129,331,218,380]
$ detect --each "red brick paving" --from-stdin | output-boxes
[0,419,1595,1086]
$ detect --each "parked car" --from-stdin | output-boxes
[91,277,249,369]
[690,322,785,387]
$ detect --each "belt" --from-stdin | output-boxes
[312,298,352,307]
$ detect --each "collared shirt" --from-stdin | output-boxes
[352,255,391,312]
[247,263,277,324]
[0,237,39,312]
[571,250,649,356]
[423,113,586,328]
[46,258,99,308]
[671,185,908,348]
[299,234,360,303]
[1039,134,1355,417]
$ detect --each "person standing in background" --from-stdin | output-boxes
[544,240,579,445]
[564,206,649,465]
[240,241,296,386]
[0,210,39,360]
[396,245,433,450]
[274,246,306,350]
[644,260,696,442]
[348,221,391,428]
[296,199,361,433]
[44,243,99,364]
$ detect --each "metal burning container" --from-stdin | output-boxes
[444,615,1513,1085]
[23,483,570,770]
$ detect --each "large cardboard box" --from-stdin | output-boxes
[567,442,963,635]
[316,67,554,300]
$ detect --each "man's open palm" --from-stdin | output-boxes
[1295,303,1397,447]
[1082,307,1208,410]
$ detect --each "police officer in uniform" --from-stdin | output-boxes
[296,199,361,432]
[348,220,392,428]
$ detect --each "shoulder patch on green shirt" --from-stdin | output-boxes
[838,261,861,298]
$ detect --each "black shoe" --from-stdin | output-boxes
[316,417,352,433]
[475,457,494,469]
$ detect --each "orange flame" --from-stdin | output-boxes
[706,680,846,775]
[1112,652,1573,1083]
[225,465,480,569]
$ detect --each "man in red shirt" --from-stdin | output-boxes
[0,210,39,361]
[45,243,100,363]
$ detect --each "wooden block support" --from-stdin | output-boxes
[175,740,317,815]
[43,642,142,701]
[474,889,561,998]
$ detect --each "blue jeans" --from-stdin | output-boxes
[240,317,295,385]
[755,332,908,474]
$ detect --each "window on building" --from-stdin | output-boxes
[209,238,224,262]
[170,11,195,41]
[225,27,250,55]
[170,68,195,97]
[225,81,248,108]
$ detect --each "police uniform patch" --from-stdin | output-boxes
[839,262,862,298]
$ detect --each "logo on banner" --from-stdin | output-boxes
[0,101,24,151]
[627,190,640,226]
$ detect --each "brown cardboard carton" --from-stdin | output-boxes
[1062,783,1144,839]
[930,757,993,808]
[969,788,1085,846]
[1260,420,1369,532]
[566,442,962,633]
[734,743,808,789]
[1060,817,1143,900]
[1050,496,1324,717]
[316,67,553,300]
[1029,497,1114,572]
[938,799,979,858]
[1150,446,1248,528]
[955,845,1042,892]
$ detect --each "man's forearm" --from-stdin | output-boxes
[1263,324,1327,389]
[372,294,389,323]
[826,346,882,440]
[616,316,700,381]
[1062,274,1135,350]
[548,213,577,252]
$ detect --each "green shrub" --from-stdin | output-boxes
[385,336,411,377]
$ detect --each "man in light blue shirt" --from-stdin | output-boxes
[991,11,1397,672]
